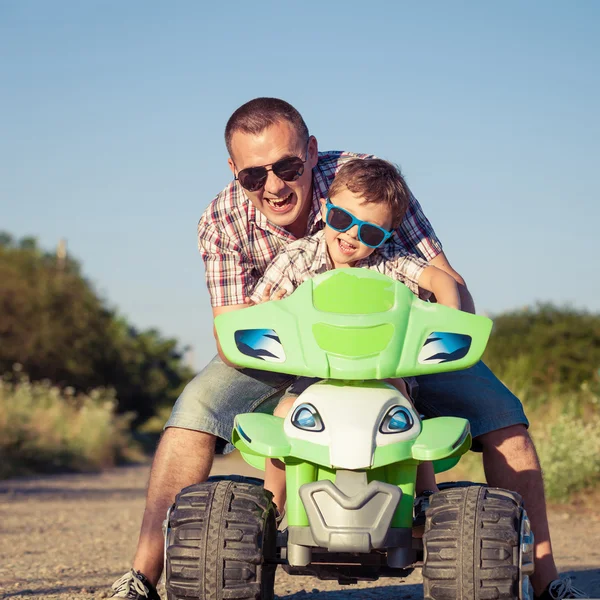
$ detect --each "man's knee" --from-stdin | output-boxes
[477,424,535,455]
[160,426,218,453]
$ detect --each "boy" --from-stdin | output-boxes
[248,158,461,516]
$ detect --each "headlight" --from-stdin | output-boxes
[379,406,414,434]
[291,403,324,432]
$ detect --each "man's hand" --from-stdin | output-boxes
[212,285,288,366]
[212,303,246,366]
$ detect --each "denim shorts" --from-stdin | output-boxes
[165,356,529,454]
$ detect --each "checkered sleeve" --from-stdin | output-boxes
[198,219,253,307]
[394,188,443,261]
[250,250,298,304]
[371,250,430,299]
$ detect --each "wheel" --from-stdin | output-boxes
[422,485,534,600]
[165,476,277,600]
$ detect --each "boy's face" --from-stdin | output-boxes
[228,119,319,235]
[321,188,393,267]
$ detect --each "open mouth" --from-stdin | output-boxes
[265,193,294,212]
[337,238,357,255]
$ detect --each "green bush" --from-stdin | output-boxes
[441,384,600,503]
[533,412,600,502]
[0,370,141,478]
[484,304,600,396]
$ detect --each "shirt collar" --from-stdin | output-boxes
[309,230,333,274]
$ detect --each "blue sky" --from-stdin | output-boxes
[2,1,599,370]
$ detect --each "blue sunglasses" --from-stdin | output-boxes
[325,200,393,248]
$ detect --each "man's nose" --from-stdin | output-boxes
[264,168,287,196]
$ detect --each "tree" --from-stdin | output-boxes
[0,233,194,424]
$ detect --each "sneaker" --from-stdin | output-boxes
[276,508,287,530]
[536,577,588,599]
[413,490,435,527]
[110,569,161,600]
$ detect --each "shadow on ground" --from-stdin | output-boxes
[0,485,145,500]
[558,567,600,596]
[274,584,422,599]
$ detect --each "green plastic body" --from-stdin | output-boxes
[216,269,491,530]
[233,410,470,527]
[214,268,493,380]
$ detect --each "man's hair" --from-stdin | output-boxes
[328,158,411,228]
[225,97,309,157]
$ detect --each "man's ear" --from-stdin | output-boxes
[227,157,236,176]
[307,135,319,168]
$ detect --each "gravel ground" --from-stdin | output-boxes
[1,454,599,600]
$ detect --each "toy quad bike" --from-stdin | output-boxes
[164,269,534,600]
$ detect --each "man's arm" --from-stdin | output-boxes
[199,216,254,366]
[428,251,476,314]
[212,303,247,367]
[211,249,298,366]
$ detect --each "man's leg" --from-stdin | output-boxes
[132,428,216,584]
[478,424,557,593]
[123,356,295,589]
[415,361,557,596]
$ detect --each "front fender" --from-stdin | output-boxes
[232,414,471,472]
[232,413,291,458]
[411,417,471,461]
[232,413,333,468]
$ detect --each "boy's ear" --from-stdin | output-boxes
[319,197,327,217]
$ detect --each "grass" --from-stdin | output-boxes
[439,378,600,503]
[0,370,143,478]
[2,365,599,504]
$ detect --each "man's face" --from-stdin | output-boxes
[228,120,319,233]
[321,188,393,267]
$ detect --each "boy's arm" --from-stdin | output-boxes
[428,252,475,314]
[391,187,475,313]
[374,251,461,311]
[418,265,461,311]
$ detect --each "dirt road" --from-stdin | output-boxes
[1,454,599,599]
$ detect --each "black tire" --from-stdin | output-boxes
[437,480,484,490]
[165,476,277,600]
[422,485,533,600]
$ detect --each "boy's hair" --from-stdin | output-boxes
[225,97,309,157]
[328,158,411,228]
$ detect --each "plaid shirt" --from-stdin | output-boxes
[198,150,442,307]
[250,230,430,304]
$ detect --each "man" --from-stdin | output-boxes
[110,98,585,600]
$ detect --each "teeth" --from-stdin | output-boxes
[266,194,291,207]
[339,239,356,251]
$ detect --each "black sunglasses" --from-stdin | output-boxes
[325,200,393,248]
[235,147,309,192]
